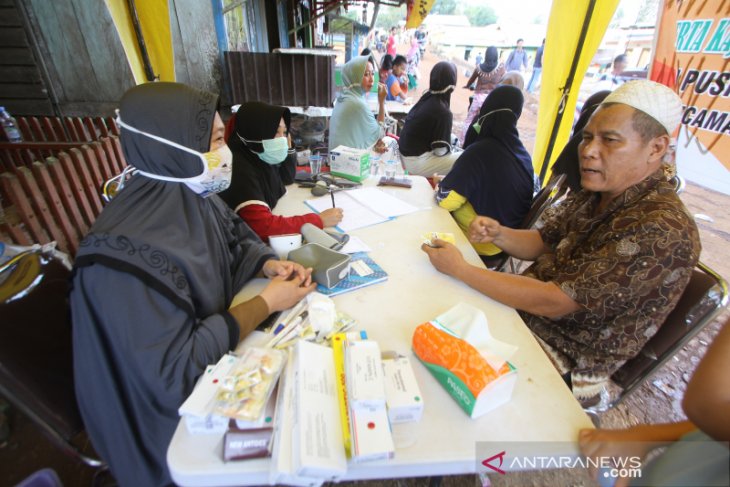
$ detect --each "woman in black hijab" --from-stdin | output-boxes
[71,83,315,487]
[437,85,534,267]
[398,61,460,176]
[550,90,611,192]
[460,46,506,145]
[219,102,342,241]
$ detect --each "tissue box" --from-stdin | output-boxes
[412,321,517,419]
[330,145,370,182]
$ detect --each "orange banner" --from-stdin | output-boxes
[650,0,730,169]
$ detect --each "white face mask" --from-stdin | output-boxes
[116,113,232,197]
[428,85,455,95]
[472,108,514,135]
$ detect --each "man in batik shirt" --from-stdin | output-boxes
[422,80,700,406]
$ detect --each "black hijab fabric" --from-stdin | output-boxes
[75,82,271,309]
[480,46,499,73]
[399,62,457,156]
[219,102,295,211]
[551,90,611,191]
[71,82,276,487]
[440,85,534,229]
[463,84,523,150]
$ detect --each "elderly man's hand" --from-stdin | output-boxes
[421,239,467,277]
[469,216,501,244]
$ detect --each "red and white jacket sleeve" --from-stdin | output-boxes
[236,202,323,243]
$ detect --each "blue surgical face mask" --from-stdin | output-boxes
[472,108,514,135]
[238,133,288,165]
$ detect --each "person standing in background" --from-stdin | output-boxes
[505,38,528,73]
[526,38,544,93]
[387,26,397,57]
[597,54,628,91]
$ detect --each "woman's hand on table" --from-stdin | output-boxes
[320,208,344,227]
[260,260,315,312]
[262,259,311,283]
[421,239,468,277]
[469,216,501,244]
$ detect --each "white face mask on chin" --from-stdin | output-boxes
[116,113,233,197]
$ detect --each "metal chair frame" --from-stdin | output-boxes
[0,250,105,468]
[586,261,728,417]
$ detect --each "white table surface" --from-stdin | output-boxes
[167,176,592,486]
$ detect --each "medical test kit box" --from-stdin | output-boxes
[329,145,370,182]
[345,340,395,462]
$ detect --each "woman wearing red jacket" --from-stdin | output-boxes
[219,102,342,241]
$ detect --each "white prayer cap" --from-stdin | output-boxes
[602,80,683,135]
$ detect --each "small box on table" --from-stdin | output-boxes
[330,145,370,182]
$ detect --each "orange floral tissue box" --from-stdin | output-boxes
[411,303,517,418]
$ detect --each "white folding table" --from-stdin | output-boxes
[167,176,592,486]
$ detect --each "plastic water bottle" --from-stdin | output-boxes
[385,159,397,179]
[370,155,381,176]
[0,107,22,143]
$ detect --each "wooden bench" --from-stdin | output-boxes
[15,116,120,143]
[0,136,126,256]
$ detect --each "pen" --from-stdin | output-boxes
[330,186,336,208]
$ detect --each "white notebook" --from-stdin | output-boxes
[305,187,419,232]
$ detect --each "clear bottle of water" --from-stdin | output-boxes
[0,106,22,143]
[385,159,397,179]
[370,154,381,176]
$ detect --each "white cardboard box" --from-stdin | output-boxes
[345,340,386,409]
[329,145,370,182]
[291,341,347,479]
[382,356,424,423]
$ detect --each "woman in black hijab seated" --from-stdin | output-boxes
[219,102,342,241]
[436,85,535,267]
[71,83,315,487]
[398,61,461,176]
[550,90,611,192]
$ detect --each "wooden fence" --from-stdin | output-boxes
[0,134,126,256]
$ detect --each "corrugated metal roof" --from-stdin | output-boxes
[225,51,335,107]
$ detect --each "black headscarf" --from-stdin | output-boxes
[414,61,456,110]
[398,62,457,157]
[463,84,523,150]
[480,46,499,73]
[440,85,534,228]
[551,90,611,191]
[218,102,294,211]
[75,81,274,323]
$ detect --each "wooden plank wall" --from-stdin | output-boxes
[0,0,53,115]
[22,0,135,116]
[169,0,220,97]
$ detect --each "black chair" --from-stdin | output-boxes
[494,173,568,272]
[0,249,104,468]
[586,261,728,417]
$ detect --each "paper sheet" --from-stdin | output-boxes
[339,235,371,254]
[305,188,419,232]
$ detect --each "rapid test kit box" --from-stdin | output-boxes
[330,145,370,182]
